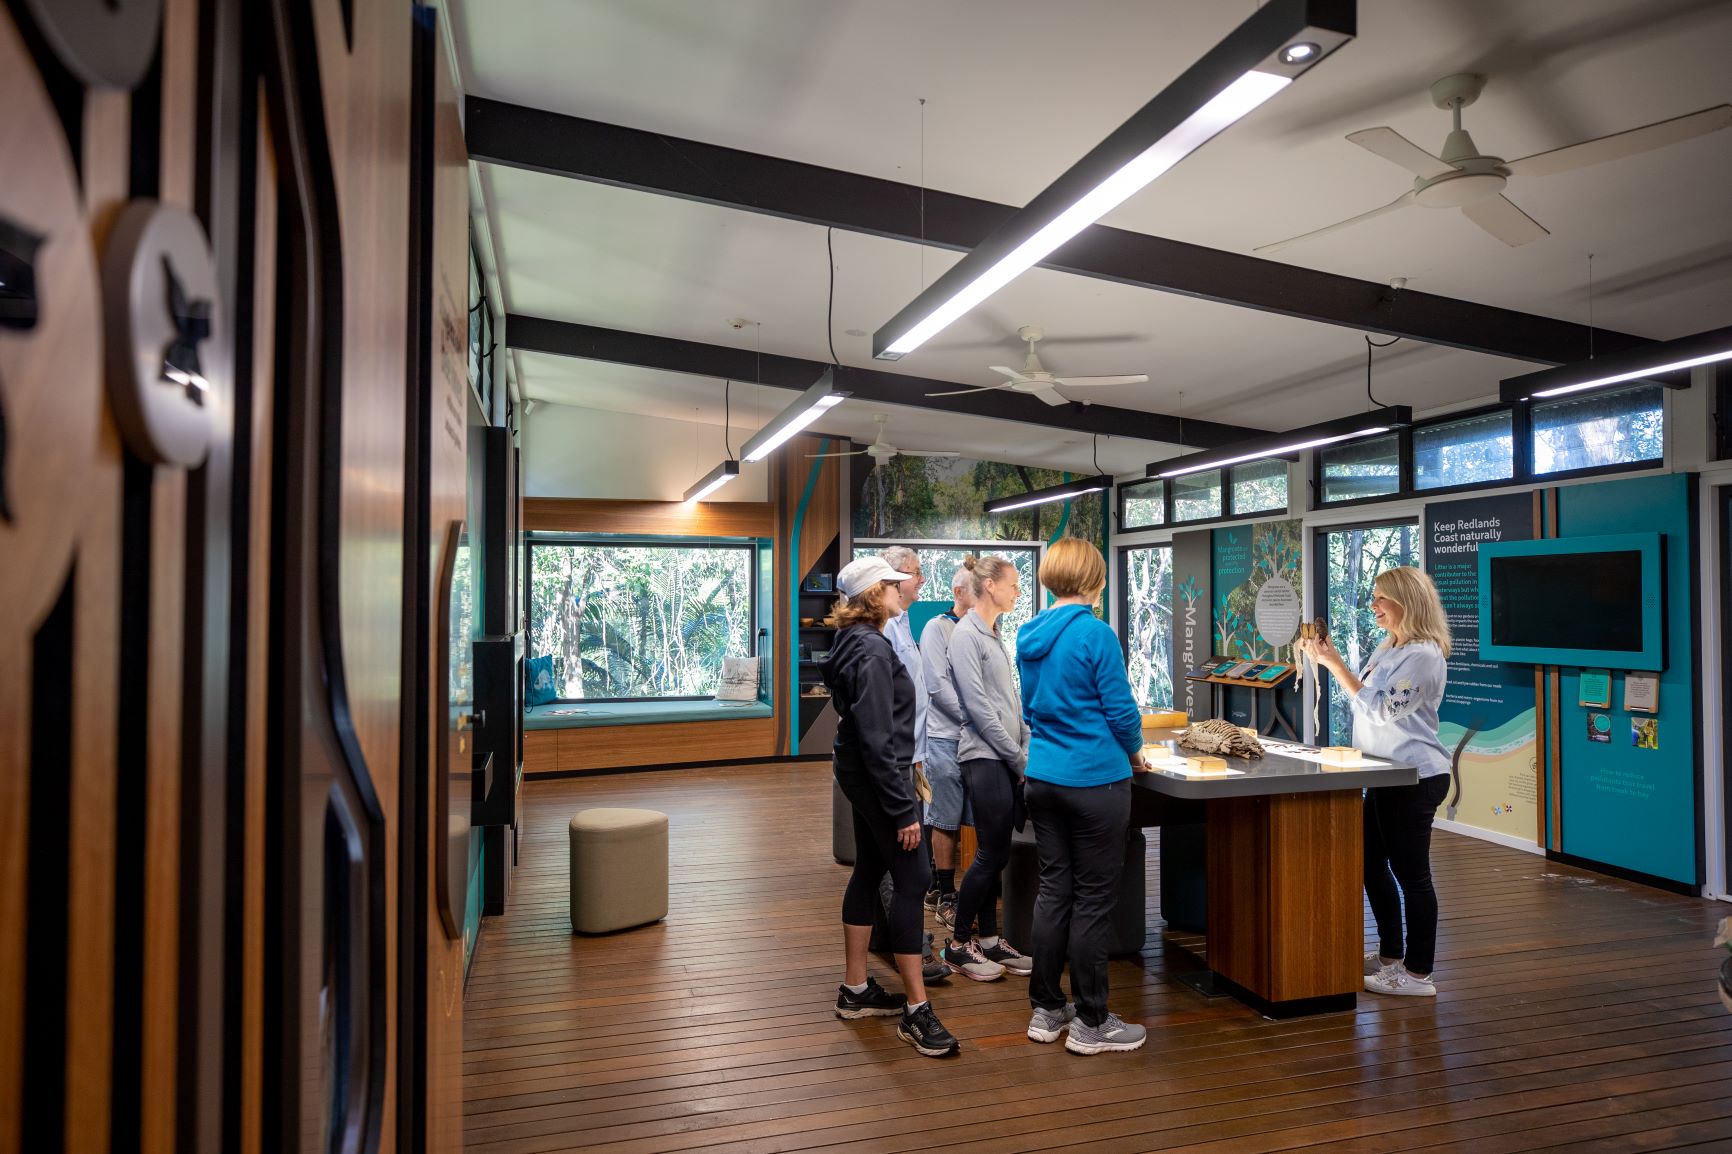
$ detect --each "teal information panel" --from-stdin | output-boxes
[1556,473,1697,885]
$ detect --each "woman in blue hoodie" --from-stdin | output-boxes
[1015,538,1149,1055]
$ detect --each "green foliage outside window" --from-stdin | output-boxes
[1122,545,1174,710]
[1320,523,1418,745]
[1532,384,1664,474]
[1230,459,1287,514]
[529,542,754,700]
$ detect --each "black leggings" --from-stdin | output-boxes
[836,767,930,957]
[952,757,1015,940]
[1364,774,1451,975]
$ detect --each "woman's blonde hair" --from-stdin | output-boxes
[827,580,895,630]
[961,554,1017,600]
[1375,566,1452,657]
[1039,537,1106,599]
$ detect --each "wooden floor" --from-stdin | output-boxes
[463,761,1732,1153]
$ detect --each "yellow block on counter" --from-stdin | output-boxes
[1184,755,1230,773]
[1142,710,1188,729]
[1319,746,1364,766]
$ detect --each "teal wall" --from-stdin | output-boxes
[1554,473,1698,885]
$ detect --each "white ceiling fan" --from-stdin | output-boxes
[925,325,1149,408]
[807,413,961,462]
[1257,74,1732,253]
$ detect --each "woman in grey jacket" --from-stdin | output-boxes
[941,555,1033,982]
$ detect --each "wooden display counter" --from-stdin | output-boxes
[1135,730,1418,1017]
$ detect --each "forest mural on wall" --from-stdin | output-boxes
[853,453,1104,548]
[1212,519,1303,661]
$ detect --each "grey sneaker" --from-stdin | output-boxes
[942,939,1006,982]
[1065,1012,1146,1055]
[1027,1002,1077,1043]
[921,932,949,985]
[979,938,1033,977]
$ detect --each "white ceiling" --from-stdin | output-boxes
[450,0,1732,471]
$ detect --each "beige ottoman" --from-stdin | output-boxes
[569,808,669,934]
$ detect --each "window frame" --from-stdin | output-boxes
[1119,456,1290,531]
[1117,478,1166,532]
[1309,394,1669,513]
[1116,541,1176,711]
[524,532,763,704]
[1527,383,1667,482]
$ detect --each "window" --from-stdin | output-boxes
[1414,410,1513,490]
[853,542,1040,681]
[1230,459,1287,514]
[1118,479,1165,531]
[528,540,756,700]
[1532,383,1664,475]
[1171,470,1223,522]
[1121,545,1174,710]
[1319,433,1401,503]
[1317,522,1418,745]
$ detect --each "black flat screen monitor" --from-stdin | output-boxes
[1488,551,1642,652]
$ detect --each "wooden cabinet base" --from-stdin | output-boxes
[1204,791,1362,1015]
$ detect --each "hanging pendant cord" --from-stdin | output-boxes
[1365,334,1400,407]
[723,378,732,457]
[825,227,840,367]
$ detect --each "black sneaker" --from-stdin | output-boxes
[923,887,943,912]
[898,1002,961,1057]
[934,895,957,929]
[835,977,907,1019]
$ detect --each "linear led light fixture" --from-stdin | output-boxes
[985,474,1115,515]
[1498,324,1728,403]
[738,368,850,462]
[1149,406,1411,478]
[683,459,740,503]
[871,0,1354,362]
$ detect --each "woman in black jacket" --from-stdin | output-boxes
[823,555,960,1057]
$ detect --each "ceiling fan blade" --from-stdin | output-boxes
[806,450,869,458]
[1460,195,1549,246]
[1346,127,1457,179]
[1505,104,1732,178]
[1052,374,1149,387]
[924,383,1013,398]
[1254,190,1418,254]
[900,450,963,458]
[988,365,1032,381]
[1032,386,1069,407]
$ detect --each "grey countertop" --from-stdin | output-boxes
[1131,735,1419,800]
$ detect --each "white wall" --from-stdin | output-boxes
[523,402,772,501]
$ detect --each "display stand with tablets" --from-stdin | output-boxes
[1183,655,1298,739]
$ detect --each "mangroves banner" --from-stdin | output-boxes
[1424,493,1538,845]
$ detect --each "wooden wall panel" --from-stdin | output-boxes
[525,496,773,537]
[539,717,780,775]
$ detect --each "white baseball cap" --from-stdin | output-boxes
[837,556,912,598]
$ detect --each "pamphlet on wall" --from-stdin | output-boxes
[1578,670,1612,709]
[1623,673,1659,714]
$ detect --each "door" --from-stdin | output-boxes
[1315,521,1419,745]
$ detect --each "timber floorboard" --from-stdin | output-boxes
[462,761,1732,1153]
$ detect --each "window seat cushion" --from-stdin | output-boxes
[523,699,772,731]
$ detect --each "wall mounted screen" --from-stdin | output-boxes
[1478,532,1664,670]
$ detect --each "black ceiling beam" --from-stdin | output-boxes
[505,315,1263,449]
[467,96,1654,366]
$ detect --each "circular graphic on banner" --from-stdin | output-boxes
[1253,576,1301,648]
[23,0,163,90]
[102,201,220,468]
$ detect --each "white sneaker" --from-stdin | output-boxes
[1365,964,1436,997]
[1364,951,1398,976]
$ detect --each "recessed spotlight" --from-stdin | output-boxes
[1279,41,1318,64]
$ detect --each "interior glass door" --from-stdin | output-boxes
[1317,521,1419,746]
